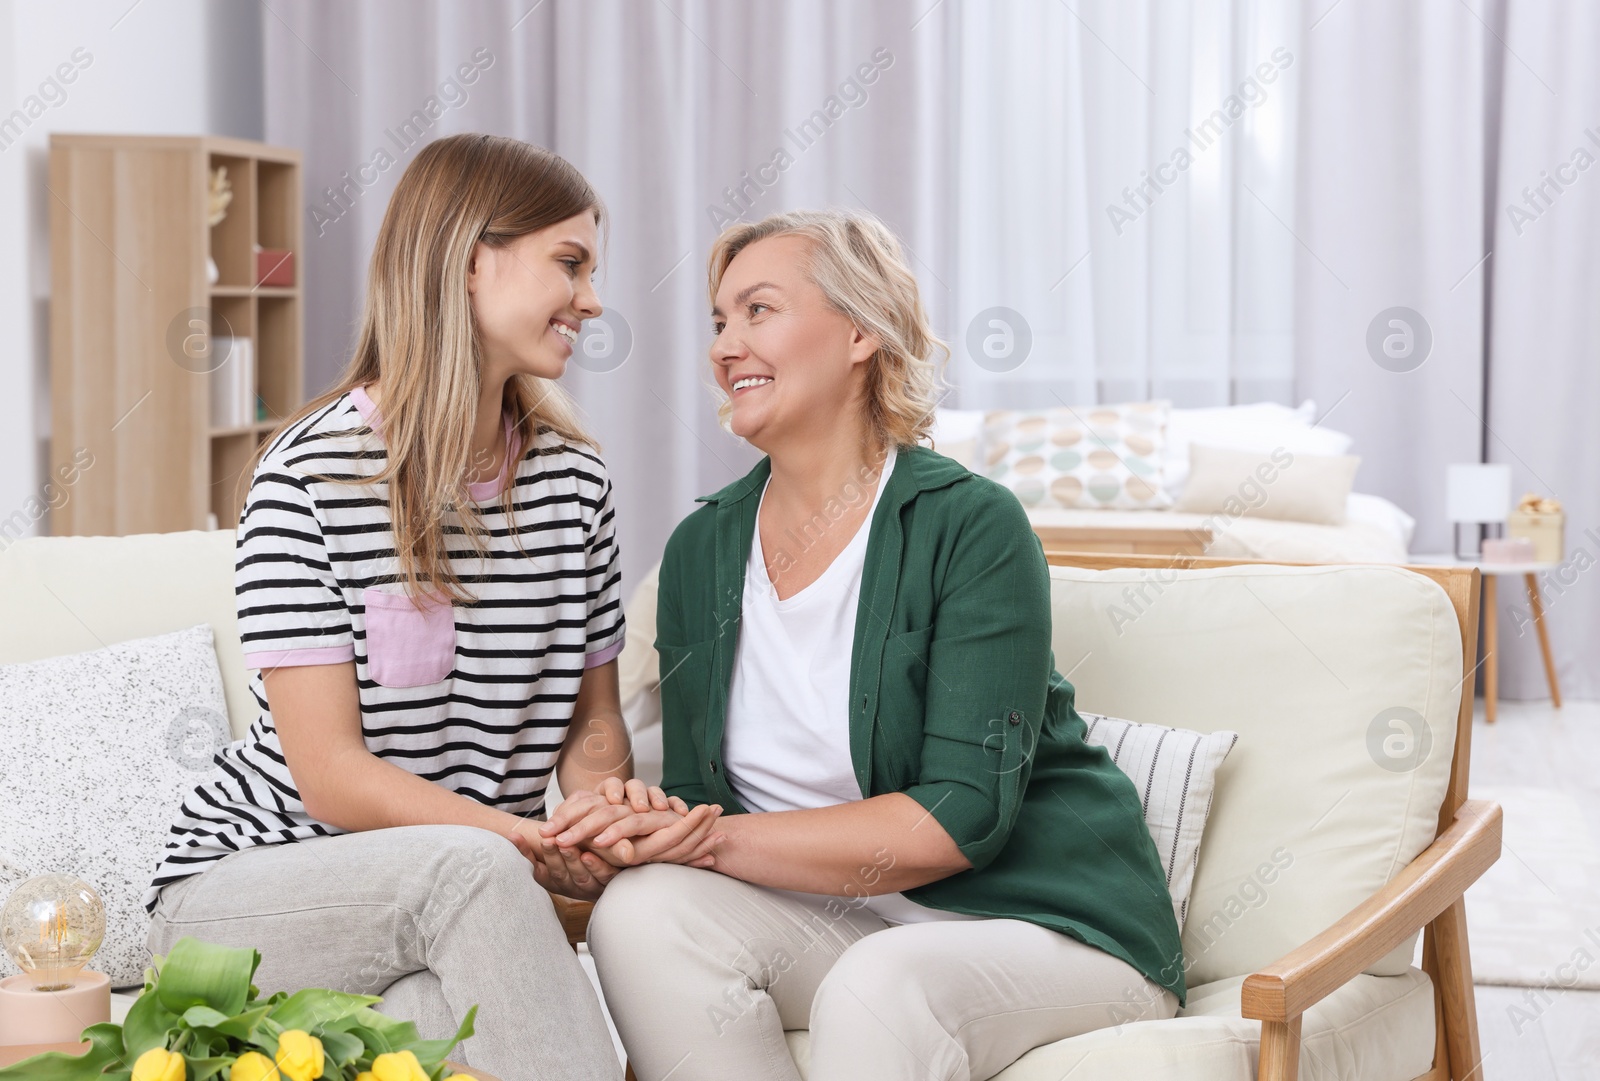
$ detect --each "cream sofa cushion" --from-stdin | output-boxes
[784,969,1436,1081]
[0,530,253,738]
[1047,564,1460,987]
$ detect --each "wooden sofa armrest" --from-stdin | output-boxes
[1241,799,1501,1025]
[551,895,596,948]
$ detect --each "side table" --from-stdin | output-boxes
[1411,554,1563,722]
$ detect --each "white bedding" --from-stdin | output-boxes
[1026,491,1415,564]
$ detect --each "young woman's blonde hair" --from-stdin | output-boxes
[242,133,602,605]
[706,209,947,450]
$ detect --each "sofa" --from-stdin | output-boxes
[612,551,1500,1081]
[0,531,1499,1081]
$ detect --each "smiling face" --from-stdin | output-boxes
[710,233,879,453]
[467,210,602,383]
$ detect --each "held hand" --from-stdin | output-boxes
[586,803,726,868]
[541,781,687,849]
[527,832,620,901]
[595,776,687,815]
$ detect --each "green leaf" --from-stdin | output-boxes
[0,1022,125,1081]
[266,989,382,1033]
[406,1005,476,1072]
[198,1003,274,1043]
[183,1057,236,1081]
[318,1030,365,1065]
[154,938,261,1017]
[333,1022,394,1058]
[179,1006,233,1030]
[121,987,181,1059]
[348,1008,419,1046]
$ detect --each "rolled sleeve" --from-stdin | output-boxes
[900,487,1051,871]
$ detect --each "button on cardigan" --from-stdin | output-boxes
[654,444,1187,1006]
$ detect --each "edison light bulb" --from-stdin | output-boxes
[0,875,105,991]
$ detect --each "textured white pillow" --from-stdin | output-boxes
[1082,712,1238,930]
[1176,443,1362,525]
[1165,400,1354,500]
[0,624,231,988]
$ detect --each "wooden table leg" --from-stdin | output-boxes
[1526,572,1562,708]
[1483,575,1498,724]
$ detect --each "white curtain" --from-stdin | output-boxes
[266,0,1595,700]
[266,0,1305,586]
[1293,0,1490,553]
[953,0,1300,410]
[1485,0,1600,701]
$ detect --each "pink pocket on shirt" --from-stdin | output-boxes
[362,587,456,688]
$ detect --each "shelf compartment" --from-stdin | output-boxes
[210,431,260,533]
[257,295,301,426]
[207,154,256,289]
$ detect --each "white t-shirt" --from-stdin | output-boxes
[723,446,977,924]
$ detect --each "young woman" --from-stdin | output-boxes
[545,210,1187,1081]
[144,134,717,1081]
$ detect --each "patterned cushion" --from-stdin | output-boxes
[1082,712,1239,929]
[981,401,1174,509]
[0,625,230,988]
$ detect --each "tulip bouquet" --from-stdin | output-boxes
[0,938,477,1081]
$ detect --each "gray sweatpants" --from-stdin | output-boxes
[146,824,620,1081]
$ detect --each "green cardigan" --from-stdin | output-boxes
[654,444,1187,1005]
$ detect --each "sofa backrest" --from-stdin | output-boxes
[1047,562,1462,988]
[0,530,254,738]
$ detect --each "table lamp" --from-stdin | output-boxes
[1446,463,1511,560]
[0,874,110,1047]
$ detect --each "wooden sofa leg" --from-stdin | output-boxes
[1429,897,1486,1081]
[1258,1016,1301,1081]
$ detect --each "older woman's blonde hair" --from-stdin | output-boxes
[707,209,948,449]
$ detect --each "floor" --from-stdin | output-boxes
[1469,698,1600,1080]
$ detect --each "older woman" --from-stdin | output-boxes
[549,210,1185,1081]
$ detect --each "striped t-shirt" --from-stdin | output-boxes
[144,386,625,912]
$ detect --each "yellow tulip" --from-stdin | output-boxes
[354,1074,376,1081]
[370,1050,429,1081]
[229,1051,280,1081]
[274,1030,325,1081]
[132,1048,186,1081]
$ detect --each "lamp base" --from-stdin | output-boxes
[0,971,110,1047]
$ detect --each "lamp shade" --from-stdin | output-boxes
[1445,463,1511,523]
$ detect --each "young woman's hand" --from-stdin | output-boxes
[522,826,620,901]
[541,780,687,848]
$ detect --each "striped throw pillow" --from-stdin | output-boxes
[1082,712,1239,930]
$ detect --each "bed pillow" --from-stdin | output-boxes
[1165,401,1354,500]
[1083,712,1239,930]
[0,624,230,988]
[1175,442,1361,526]
[925,407,986,471]
[982,401,1173,509]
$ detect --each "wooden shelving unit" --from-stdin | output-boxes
[48,134,304,536]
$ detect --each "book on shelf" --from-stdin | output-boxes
[208,336,255,430]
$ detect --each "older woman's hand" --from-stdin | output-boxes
[543,781,724,869]
[586,803,725,869]
[542,779,684,847]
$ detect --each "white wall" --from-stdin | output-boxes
[0,0,262,537]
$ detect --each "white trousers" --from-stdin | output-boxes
[588,863,1177,1081]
